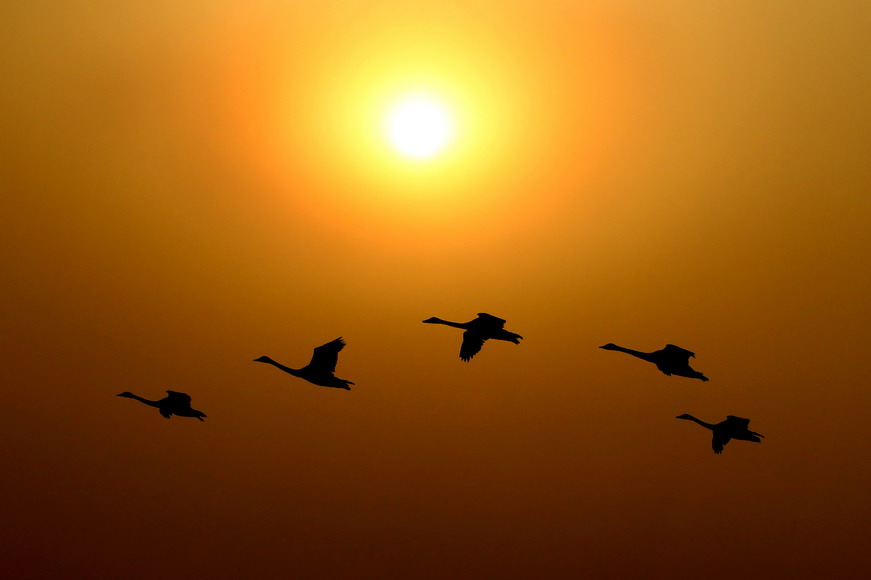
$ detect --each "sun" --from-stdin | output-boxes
[385,95,455,160]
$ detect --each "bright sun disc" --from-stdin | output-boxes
[385,96,454,160]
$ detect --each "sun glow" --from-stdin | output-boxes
[272,22,539,208]
[385,96,455,160]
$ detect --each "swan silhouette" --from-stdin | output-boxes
[116,390,207,421]
[254,337,354,390]
[423,313,523,361]
[599,343,709,381]
[676,414,764,454]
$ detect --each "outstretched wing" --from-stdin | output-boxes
[165,391,192,405]
[712,432,730,454]
[476,313,506,329]
[662,344,696,361]
[309,337,346,373]
[460,331,486,362]
[725,415,751,429]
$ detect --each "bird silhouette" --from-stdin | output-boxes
[423,313,523,361]
[116,391,206,421]
[254,337,354,390]
[676,414,764,454]
[599,343,709,381]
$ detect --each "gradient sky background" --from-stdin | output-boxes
[2,1,870,578]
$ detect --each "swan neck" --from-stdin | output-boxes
[130,394,160,408]
[683,415,715,430]
[610,345,653,360]
[268,359,300,375]
[430,318,466,329]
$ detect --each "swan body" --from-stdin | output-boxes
[423,313,522,361]
[116,390,206,421]
[676,414,764,454]
[599,343,709,381]
[254,337,354,390]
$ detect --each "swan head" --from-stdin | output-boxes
[675,414,694,420]
[422,317,441,324]
[253,356,273,363]
[116,392,135,398]
[599,343,619,350]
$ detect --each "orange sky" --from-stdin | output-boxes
[2,1,870,578]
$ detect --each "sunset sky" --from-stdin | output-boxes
[2,1,870,578]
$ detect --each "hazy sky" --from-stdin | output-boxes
[2,1,870,578]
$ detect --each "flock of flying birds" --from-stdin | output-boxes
[117,312,764,455]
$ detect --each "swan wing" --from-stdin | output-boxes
[165,391,192,405]
[309,337,346,373]
[476,313,506,329]
[725,416,751,429]
[460,331,486,362]
[662,344,696,361]
[712,432,730,454]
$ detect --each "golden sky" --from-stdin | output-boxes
[2,1,870,578]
